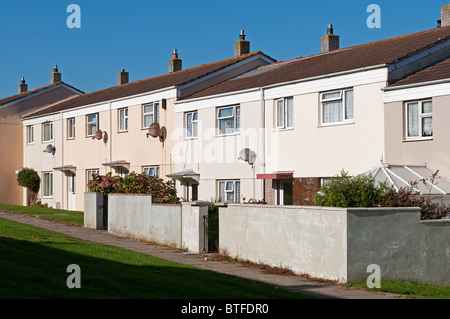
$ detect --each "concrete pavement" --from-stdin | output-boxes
[0,210,403,299]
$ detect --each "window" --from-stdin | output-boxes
[143,166,160,178]
[86,114,98,137]
[119,108,128,132]
[218,180,240,203]
[42,122,53,142]
[143,102,159,128]
[27,125,34,144]
[406,100,432,139]
[86,169,99,189]
[67,118,75,139]
[275,97,294,129]
[119,168,129,178]
[186,111,198,138]
[42,172,53,198]
[320,89,354,125]
[217,105,240,135]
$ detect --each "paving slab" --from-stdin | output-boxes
[0,210,403,299]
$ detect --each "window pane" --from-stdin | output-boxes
[219,119,234,134]
[88,114,97,123]
[119,110,125,131]
[144,114,153,128]
[226,192,234,202]
[407,103,419,137]
[226,181,233,191]
[235,181,240,203]
[218,107,233,118]
[345,90,354,120]
[323,101,343,123]
[276,99,284,127]
[193,121,198,137]
[286,97,293,128]
[144,104,153,114]
[322,91,341,100]
[193,111,198,121]
[235,106,240,131]
[154,103,159,122]
[43,123,52,141]
[422,117,433,137]
[422,101,432,114]
[187,113,192,137]
[219,182,225,201]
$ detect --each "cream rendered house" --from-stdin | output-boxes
[173,23,450,205]
[0,66,83,206]
[22,39,276,210]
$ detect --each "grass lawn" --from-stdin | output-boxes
[0,218,312,299]
[0,203,83,225]
[346,281,450,299]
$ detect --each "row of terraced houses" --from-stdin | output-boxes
[4,3,450,211]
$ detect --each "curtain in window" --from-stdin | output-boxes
[345,90,354,120]
[43,123,52,141]
[407,103,419,137]
[186,113,192,137]
[286,97,293,127]
[235,181,240,203]
[422,117,433,137]
[219,118,234,134]
[276,99,284,127]
[219,182,225,201]
[235,106,240,131]
[323,101,343,123]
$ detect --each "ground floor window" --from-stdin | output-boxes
[143,166,159,178]
[86,169,99,190]
[42,172,53,198]
[218,180,240,203]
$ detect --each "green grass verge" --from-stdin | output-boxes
[0,218,312,299]
[0,203,83,225]
[346,281,450,299]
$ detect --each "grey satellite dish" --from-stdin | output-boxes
[238,148,256,165]
[44,144,55,154]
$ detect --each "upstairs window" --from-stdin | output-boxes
[119,108,128,132]
[42,122,53,143]
[86,113,98,137]
[143,102,159,128]
[67,117,75,139]
[186,111,198,138]
[27,125,34,144]
[275,97,293,129]
[406,100,432,139]
[320,89,353,125]
[217,105,240,135]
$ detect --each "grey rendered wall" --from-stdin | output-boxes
[347,208,450,286]
[84,192,105,230]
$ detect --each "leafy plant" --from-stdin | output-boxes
[16,167,40,193]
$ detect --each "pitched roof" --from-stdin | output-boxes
[184,26,450,100]
[388,57,450,87]
[0,81,83,107]
[24,52,272,118]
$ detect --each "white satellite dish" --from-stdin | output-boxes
[238,148,256,165]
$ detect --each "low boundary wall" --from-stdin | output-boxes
[219,204,450,286]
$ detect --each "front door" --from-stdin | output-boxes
[68,172,76,211]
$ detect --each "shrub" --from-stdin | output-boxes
[16,167,40,193]
[87,172,180,204]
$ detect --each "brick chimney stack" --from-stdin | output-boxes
[321,24,340,53]
[18,77,28,93]
[169,49,182,73]
[235,30,250,57]
[117,69,129,85]
[441,2,450,27]
[51,65,61,83]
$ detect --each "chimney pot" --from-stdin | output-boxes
[51,64,62,83]
[441,3,450,27]
[235,29,250,57]
[18,77,28,93]
[117,69,129,85]
[169,49,182,73]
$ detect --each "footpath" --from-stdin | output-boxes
[0,210,403,299]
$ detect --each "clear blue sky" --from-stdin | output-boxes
[0,0,447,98]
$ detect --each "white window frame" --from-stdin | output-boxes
[217,105,240,135]
[86,113,98,137]
[42,172,53,198]
[118,108,129,132]
[27,125,34,144]
[67,117,75,139]
[42,122,53,143]
[218,180,240,203]
[143,166,160,178]
[405,100,433,140]
[185,111,198,138]
[320,88,354,126]
[86,169,99,190]
[275,97,294,129]
[143,102,159,128]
